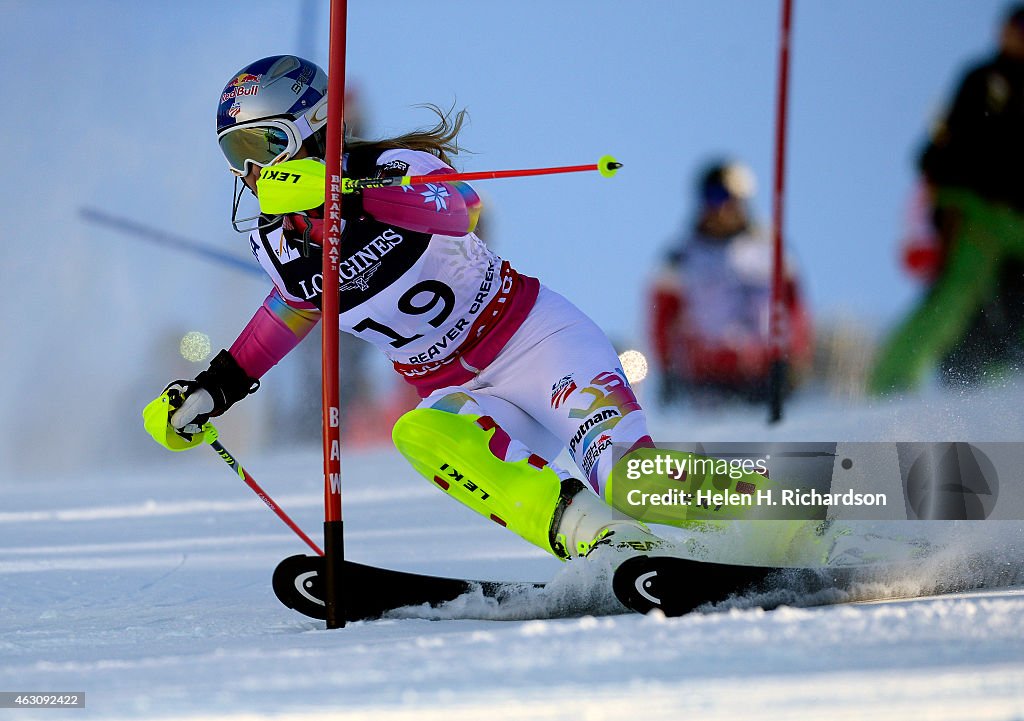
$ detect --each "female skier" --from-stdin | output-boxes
[143,55,660,560]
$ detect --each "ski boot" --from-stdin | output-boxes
[392,408,662,559]
[555,486,664,558]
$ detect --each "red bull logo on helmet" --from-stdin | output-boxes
[231,73,261,86]
[221,73,262,103]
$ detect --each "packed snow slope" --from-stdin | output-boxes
[2,382,1024,720]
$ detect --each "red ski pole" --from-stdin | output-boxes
[342,155,622,193]
[204,428,324,557]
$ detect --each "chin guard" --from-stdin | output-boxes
[256,158,329,215]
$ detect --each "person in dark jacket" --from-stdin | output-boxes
[871,5,1024,393]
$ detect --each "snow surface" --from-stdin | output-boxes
[3,382,1024,720]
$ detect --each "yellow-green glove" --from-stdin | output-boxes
[142,391,211,451]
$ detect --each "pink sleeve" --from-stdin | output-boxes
[229,288,321,379]
[361,172,482,236]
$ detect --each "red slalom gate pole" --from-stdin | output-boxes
[323,0,348,629]
[768,0,794,424]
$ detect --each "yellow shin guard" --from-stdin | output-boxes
[392,408,582,559]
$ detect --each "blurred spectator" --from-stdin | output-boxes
[896,184,1024,387]
[870,4,1024,394]
[650,161,813,405]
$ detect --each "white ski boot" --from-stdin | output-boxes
[554,484,665,558]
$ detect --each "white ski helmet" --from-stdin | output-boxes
[216,55,329,178]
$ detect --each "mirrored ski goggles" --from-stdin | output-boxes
[217,96,327,177]
[217,120,303,177]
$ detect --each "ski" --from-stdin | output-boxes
[272,554,544,621]
[611,555,855,616]
[276,551,1017,622]
[611,554,1008,616]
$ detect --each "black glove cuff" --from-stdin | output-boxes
[195,349,260,417]
[340,191,366,221]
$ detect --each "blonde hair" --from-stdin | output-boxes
[348,104,469,167]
